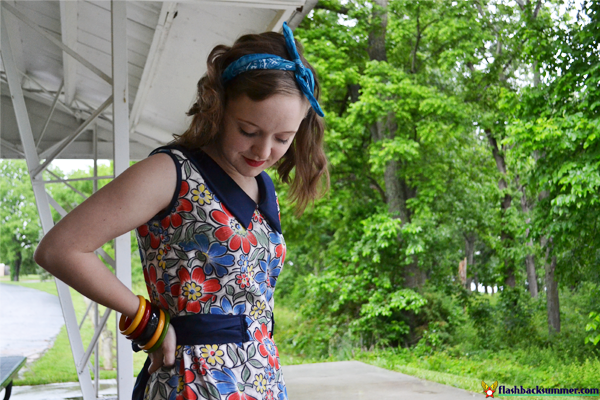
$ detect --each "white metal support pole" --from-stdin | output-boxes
[93,124,99,398]
[0,8,96,400]
[111,1,133,398]
[93,124,98,193]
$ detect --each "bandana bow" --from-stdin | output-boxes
[222,22,324,117]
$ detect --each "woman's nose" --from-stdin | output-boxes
[251,139,271,160]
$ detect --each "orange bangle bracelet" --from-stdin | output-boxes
[120,295,146,336]
[141,308,165,350]
[126,299,152,340]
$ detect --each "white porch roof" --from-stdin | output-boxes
[1,0,316,161]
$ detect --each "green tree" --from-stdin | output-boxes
[0,160,42,280]
[505,0,600,335]
[277,0,507,351]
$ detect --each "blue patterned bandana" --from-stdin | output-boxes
[222,22,324,117]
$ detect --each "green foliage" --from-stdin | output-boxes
[276,0,600,363]
[0,160,42,280]
[585,312,600,346]
[503,0,600,289]
[279,0,516,356]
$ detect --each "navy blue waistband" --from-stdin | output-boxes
[171,313,251,345]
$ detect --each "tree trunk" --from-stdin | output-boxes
[464,234,475,291]
[367,0,423,288]
[520,184,538,297]
[13,253,21,282]
[525,252,538,297]
[486,130,515,288]
[543,238,560,335]
[465,232,475,268]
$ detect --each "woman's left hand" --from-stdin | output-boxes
[148,324,177,374]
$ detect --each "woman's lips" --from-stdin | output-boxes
[244,157,265,167]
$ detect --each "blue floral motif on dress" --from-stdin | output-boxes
[211,297,253,327]
[179,233,235,277]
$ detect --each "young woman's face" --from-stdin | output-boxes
[216,93,308,178]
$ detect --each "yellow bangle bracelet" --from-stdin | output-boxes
[141,308,165,351]
[120,295,147,336]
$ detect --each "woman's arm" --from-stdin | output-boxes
[34,152,177,319]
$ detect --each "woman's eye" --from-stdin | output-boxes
[239,128,256,137]
[277,138,289,144]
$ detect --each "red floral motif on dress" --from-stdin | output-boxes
[253,323,280,369]
[227,393,258,400]
[176,359,197,400]
[211,204,257,254]
[170,267,221,313]
[161,181,193,230]
[274,243,285,265]
[137,220,163,249]
[191,355,209,376]
[144,264,169,310]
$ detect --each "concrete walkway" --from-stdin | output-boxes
[0,283,64,364]
[285,361,484,399]
[7,361,484,400]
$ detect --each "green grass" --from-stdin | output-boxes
[4,278,148,385]
[356,348,600,400]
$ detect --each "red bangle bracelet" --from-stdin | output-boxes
[126,299,152,340]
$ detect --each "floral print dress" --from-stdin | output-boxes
[135,145,287,400]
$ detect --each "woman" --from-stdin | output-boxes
[34,22,327,400]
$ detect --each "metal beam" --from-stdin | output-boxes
[45,170,90,199]
[266,7,295,32]
[287,0,317,29]
[43,175,114,184]
[31,95,113,177]
[111,2,133,398]
[3,1,26,75]
[1,8,96,399]
[36,80,64,150]
[77,307,112,375]
[176,0,305,8]
[0,72,77,116]
[59,1,78,105]
[1,138,24,156]
[1,1,112,85]
[130,2,177,132]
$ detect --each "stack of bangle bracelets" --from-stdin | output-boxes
[119,295,170,353]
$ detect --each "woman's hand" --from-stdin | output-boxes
[148,324,177,374]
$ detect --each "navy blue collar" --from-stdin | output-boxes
[161,145,282,234]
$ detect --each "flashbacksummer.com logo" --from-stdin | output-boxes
[480,381,599,397]
[482,381,498,398]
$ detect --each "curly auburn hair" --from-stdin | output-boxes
[173,30,328,214]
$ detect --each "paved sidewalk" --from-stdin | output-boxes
[6,380,117,400]
[0,283,64,365]
[5,361,484,400]
[285,361,484,399]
